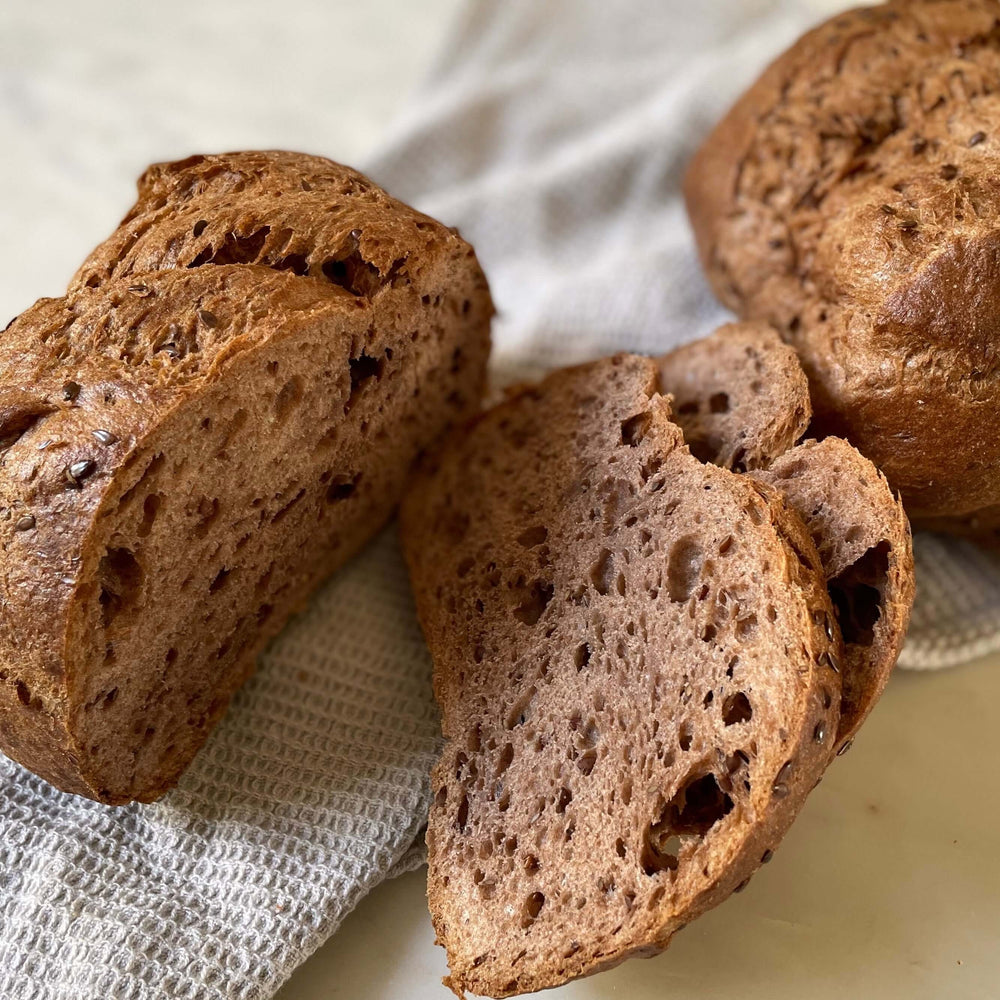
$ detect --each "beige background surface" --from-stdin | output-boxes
[3,0,996,997]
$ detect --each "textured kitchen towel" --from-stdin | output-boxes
[3,2,1000,1000]
[366,0,1000,672]
[0,528,440,1000]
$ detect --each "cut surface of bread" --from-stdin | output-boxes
[755,438,914,748]
[684,0,1000,525]
[401,354,842,997]
[657,321,810,471]
[0,152,492,804]
[657,322,914,750]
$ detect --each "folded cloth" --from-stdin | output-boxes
[4,2,998,1000]
[366,0,1000,672]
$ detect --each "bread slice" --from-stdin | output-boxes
[0,153,492,804]
[400,354,842,997]
[657,321,810,471]
[657,322,914,750]
[754,439,914,748]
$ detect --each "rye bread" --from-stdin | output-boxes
[684,0,1000,527]
[657,321,810,471]
[400,354,842,997]
[658,322,914,749]
[755,438,914,748]
[0,152,492,804]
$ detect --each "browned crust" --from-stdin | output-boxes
[683,0,1000,525]
[0,152,493,803]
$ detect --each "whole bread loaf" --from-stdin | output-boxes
[0,152,492,804]
[658,322,914,749]
[401,354,842,997]
[684,0,1000,527]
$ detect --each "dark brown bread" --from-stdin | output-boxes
[657,321,810,471]
[684,0,1000,526]
[754,438,914,748]
[0,152,492,804]
[657,322,914,748]
[400,355,842,997]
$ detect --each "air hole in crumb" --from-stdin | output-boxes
[274,376,303,425]
[456,793,469,832]
[138,494,162,538]
[574,643,591,670]
[98,548,143,627]
[513,580,554,626]
[621,411,652,447]
[615,838,627,858]
[709,392,730,414]
[641,773,733,875]
[521,892,545,928]
[667,536,703,602]
[326,473,361,503]
[496,743,514,775]
[678,722,693,752]
[517,525,548,548]
[577,749,598,776]
[16,681,31,706]
[829,541,888,646]
[209,568,231,594]
[193,497,220,537]
[736,614,759,641]
[590,549,615,596]
[723,692,753,726]
[556,787,573,813]
[506,687,537,730]
[345,351,385,412]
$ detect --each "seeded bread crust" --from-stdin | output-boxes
[0,152,493,803]
[684,0,1000,525]
[657,321,810,471]
[401,355,842,997]
[754,438,914,748]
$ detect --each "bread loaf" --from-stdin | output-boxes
[684,0,1000,527]
[401,354,842,997]
[0,152,492,803]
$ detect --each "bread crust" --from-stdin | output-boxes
[684,0,1000,524]
[0,152,493,803]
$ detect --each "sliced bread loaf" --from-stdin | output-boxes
[400,354,842,997]
[659,322,914,749]
[0,153,492,804]
[657,321,810,471]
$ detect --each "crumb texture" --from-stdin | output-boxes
[401,354,841,997]
[0,151,493,803]
[685,0,1000,523]
[658,321,810,471]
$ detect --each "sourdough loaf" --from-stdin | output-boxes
[684,0,1000,527]
[401,354,842,997]
[658,322,914,749]
[0,152,492,804]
